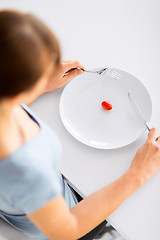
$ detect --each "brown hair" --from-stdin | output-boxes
[0,9,61,98]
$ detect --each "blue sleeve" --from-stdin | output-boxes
[13,166,62,214]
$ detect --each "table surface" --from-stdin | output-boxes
[1,1,160,240]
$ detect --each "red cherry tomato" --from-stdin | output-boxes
[101,101,112,110]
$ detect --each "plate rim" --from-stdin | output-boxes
[59,68,152,149]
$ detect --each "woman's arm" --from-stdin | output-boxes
[27,170,140,240]
[27,128,160,240]
[24,60,84,106]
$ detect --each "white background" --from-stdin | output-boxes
[0,1,160,240]
[0,0,159,126]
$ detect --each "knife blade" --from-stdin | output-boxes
[128,92,150,132]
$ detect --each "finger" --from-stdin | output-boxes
[63,68,84,83]
[63,59,75,63]
[155,136,160,142]
[63,59,84,66]
[64,67,83,75]
[62,60,85,72]
[147,128,157,142]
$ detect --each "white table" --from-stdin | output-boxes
[1,1,160,240]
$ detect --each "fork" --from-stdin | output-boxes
[65,67,122,80]
[85,68,122,80]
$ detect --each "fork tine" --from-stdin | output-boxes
[111,71,121,76]
[85,68,122,80]
[110,71,121,80]
[110,75,121,80]
[110,72,119,78]
[111,75,121,80]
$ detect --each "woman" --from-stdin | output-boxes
[0,9,160,240]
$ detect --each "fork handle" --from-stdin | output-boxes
[84,69,98,73]
[65,68,98,75]
[64,67,108,75]
[64,67,84,76]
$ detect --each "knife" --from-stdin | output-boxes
[128,92,151,131]
[128,92,159,141]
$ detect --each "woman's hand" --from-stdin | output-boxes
[129,128,160,185]
[44,60,84,93]
[24,60,84,105]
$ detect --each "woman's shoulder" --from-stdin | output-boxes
[0,103,62,169]
[0,104,41,160]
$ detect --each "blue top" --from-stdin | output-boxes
[0,103,78,240]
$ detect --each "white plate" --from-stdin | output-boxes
[59,69,152,149]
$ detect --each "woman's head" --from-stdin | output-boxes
[0,9,61,99]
